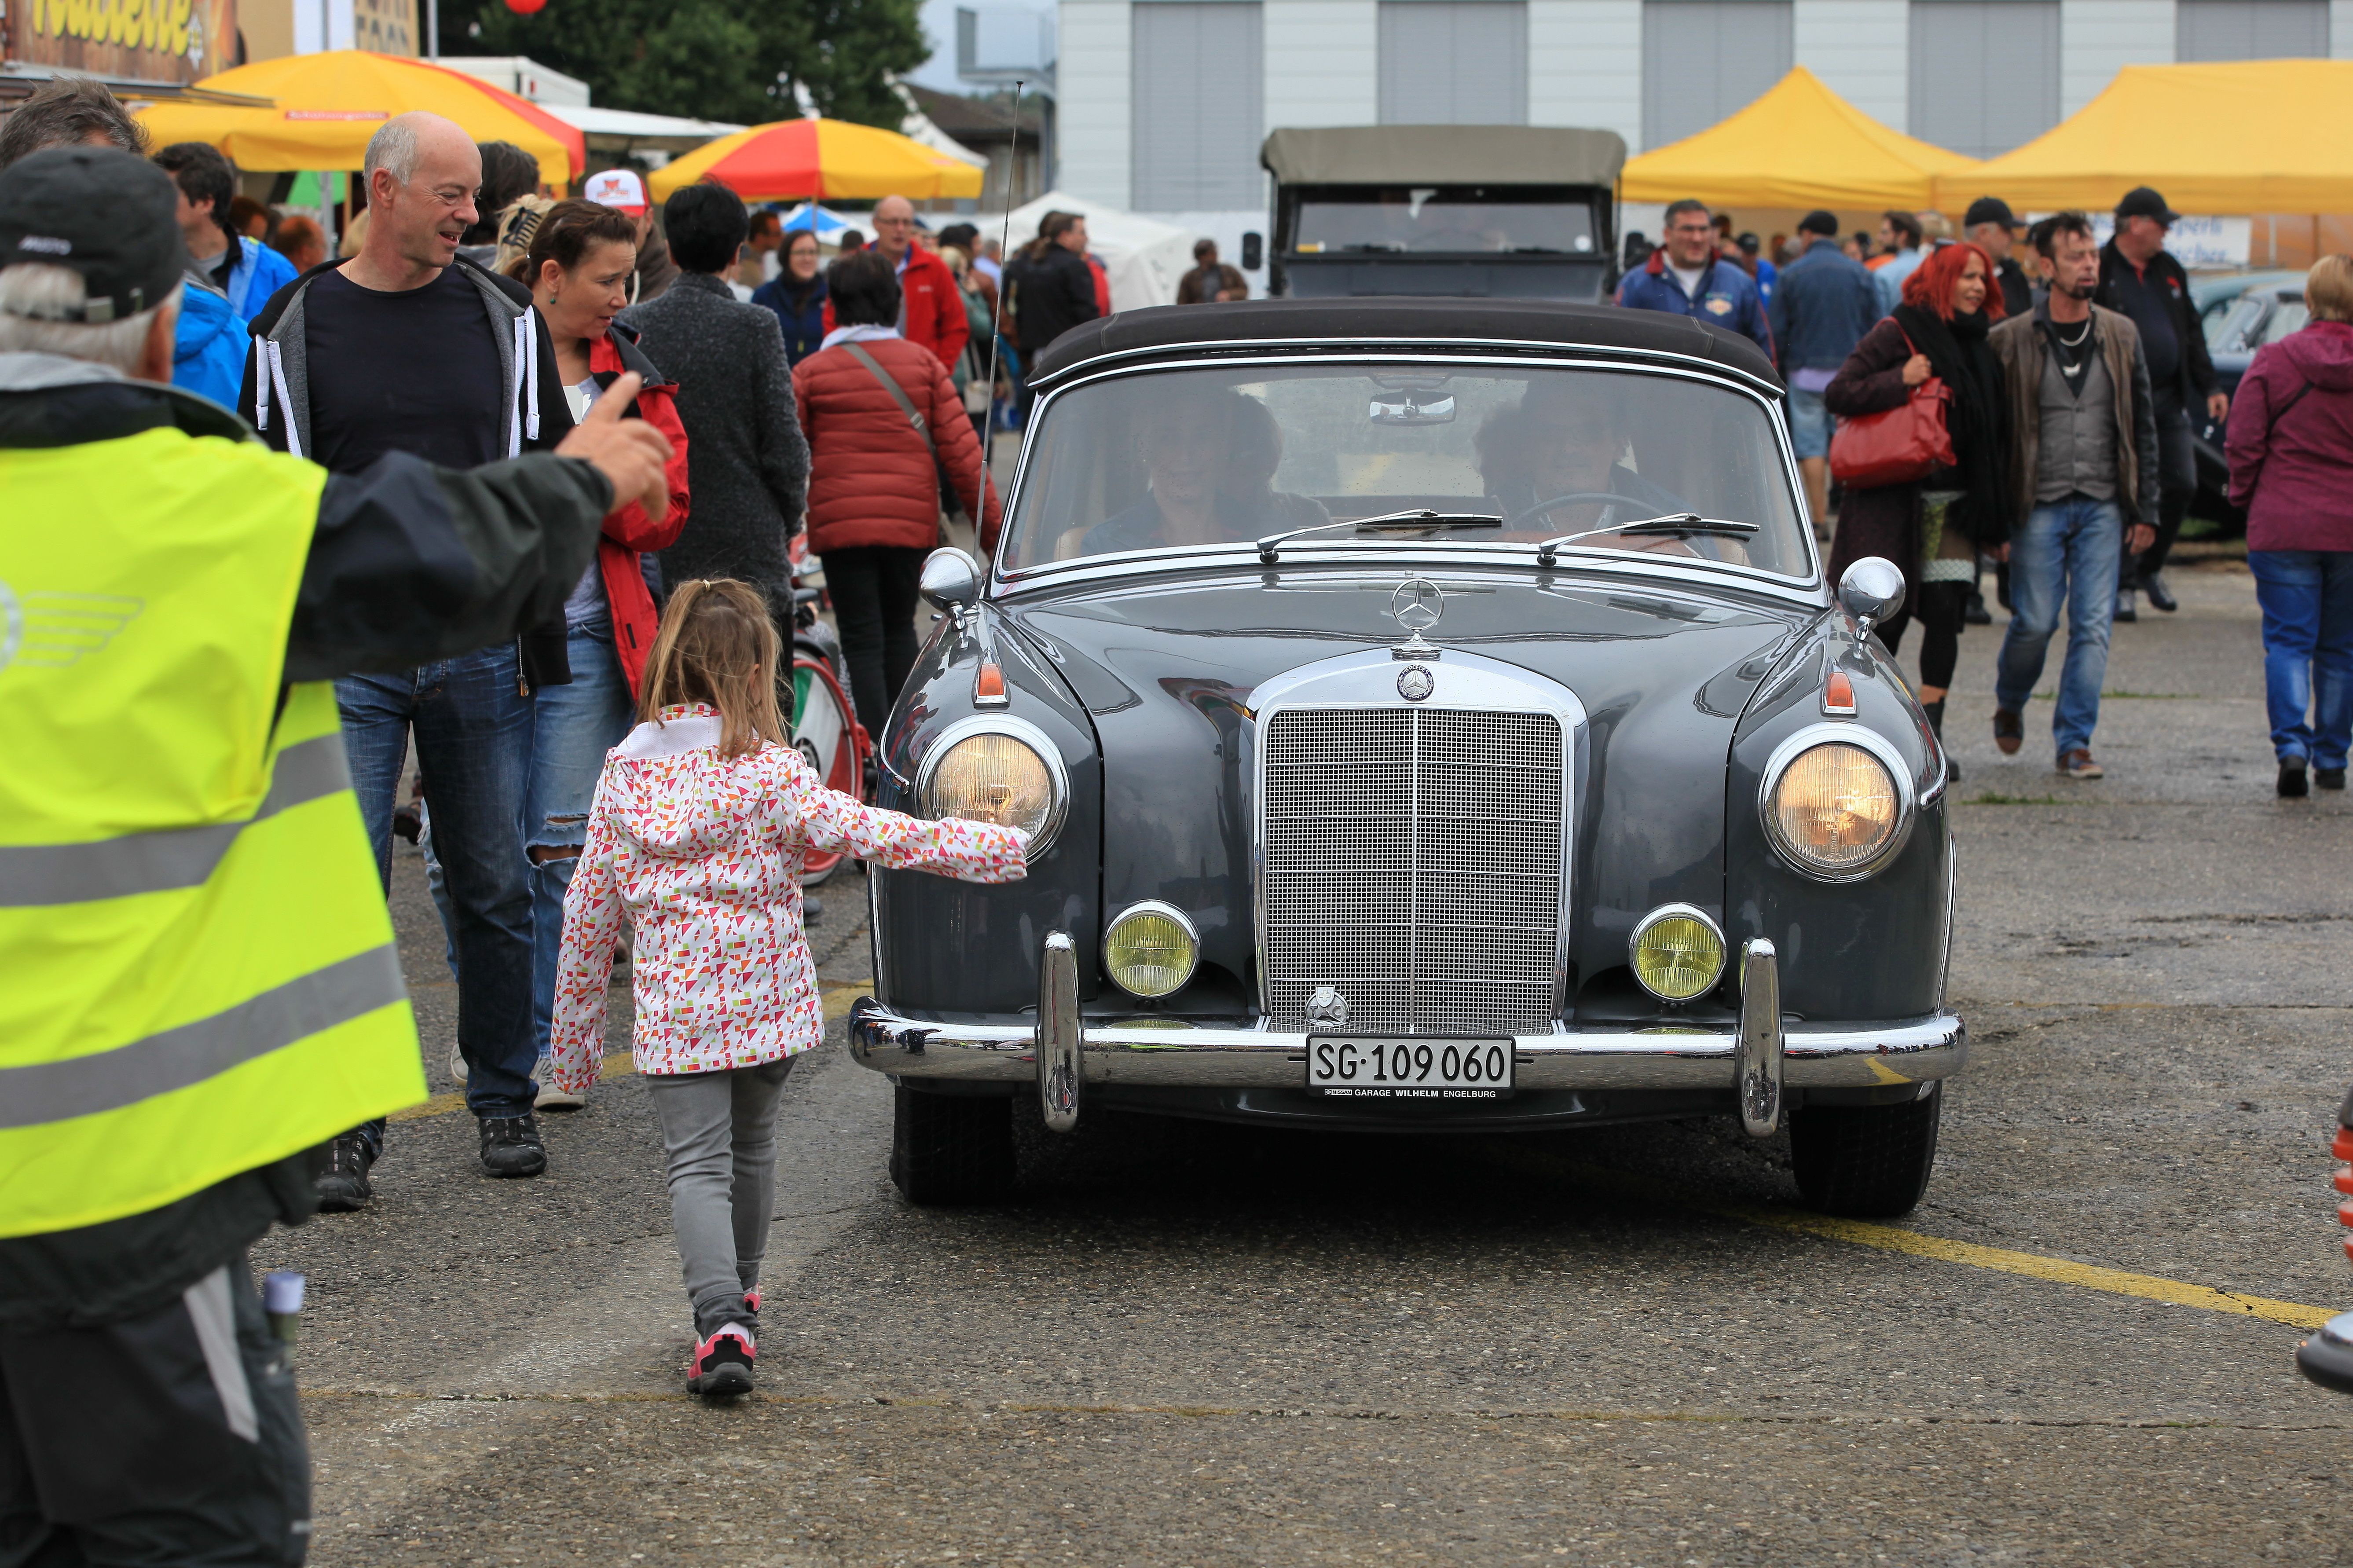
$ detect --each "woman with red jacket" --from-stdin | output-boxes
[795,248,1000,734]
[509,199,693,1099]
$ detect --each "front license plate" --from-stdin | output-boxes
[1306,1037,1514,1100]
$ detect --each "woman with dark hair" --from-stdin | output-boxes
[794,248,1000,733]
[751,227,828,366]
[458,139,544,267]
[1826,242,2011,773]
[1082,384,1324,555]
[507,198,693,1102]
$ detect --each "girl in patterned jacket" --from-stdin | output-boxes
[549,579,1029,1397]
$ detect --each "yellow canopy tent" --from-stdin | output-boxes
[1932,60,2353,214]
[649,118,983,202]
[1622,66,1980,210]
[132,51,584,182]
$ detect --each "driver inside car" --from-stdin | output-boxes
[1477,382,1748,563]
[1081,384,1327,556]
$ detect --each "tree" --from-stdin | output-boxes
[447,0,928,129]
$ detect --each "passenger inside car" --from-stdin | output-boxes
[1080,385,1328,556]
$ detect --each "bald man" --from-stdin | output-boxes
[237,110,585,1202]
[826,192,969,370]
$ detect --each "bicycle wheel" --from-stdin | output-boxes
[789,653,864,887]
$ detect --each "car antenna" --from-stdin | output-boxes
[980,77,1024,458]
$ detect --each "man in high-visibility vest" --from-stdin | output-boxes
[0,148,673,1562]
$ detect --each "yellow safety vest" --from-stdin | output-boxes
[0,423,425,1238]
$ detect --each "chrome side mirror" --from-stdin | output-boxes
[1837,557,1906,649]
[919,547,981,618]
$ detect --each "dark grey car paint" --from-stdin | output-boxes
[871,557,1950,1035]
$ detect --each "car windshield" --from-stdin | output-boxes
[1294,190,1596,255]
[1001,362,1811,578]
[2261,298,2310,346]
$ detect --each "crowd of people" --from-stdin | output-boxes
[1622,187,2353,795]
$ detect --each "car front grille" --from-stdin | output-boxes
[1261,706,1565,1035]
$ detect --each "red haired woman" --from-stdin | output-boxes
[1825,242,2012,777]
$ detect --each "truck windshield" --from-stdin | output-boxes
[1001,363,1811,579]
[1294,189,1597,255]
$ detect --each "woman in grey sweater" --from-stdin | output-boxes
[619,182,810,607]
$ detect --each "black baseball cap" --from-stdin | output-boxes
[0,147,187,323]
[1797,209,1840,237]
[1962,196,2015,230]
[2115,186,2180,226]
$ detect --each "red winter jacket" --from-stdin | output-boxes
[794,334,1001,555]
[589,324,692,696]
[821,242,971,370]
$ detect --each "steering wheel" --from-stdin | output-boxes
[1503,491,1662,532]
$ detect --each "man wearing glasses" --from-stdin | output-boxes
[238,111,579,1203]
[848,194,970,372]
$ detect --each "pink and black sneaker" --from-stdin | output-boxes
[687,1324,755,1398]
[743,1289,761,1314]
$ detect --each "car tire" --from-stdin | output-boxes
[1789,1084,1942,1218]
[890,1081,1015,1205]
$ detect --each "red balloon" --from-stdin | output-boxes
[504,0,547,13]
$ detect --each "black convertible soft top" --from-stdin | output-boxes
[1026,297,1781,390]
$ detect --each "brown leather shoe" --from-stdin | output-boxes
[1993,708,2024,755]
[2057,748,2105,780]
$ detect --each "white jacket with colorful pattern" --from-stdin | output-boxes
[550,705,1027,1091]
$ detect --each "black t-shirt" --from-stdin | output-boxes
[302,266,507,474]
[2106,259,2181,404]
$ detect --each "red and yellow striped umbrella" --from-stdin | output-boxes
[649,117,982,202]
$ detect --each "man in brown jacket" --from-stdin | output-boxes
[1986,210,2160,781]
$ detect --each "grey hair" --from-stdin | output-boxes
[363,118,421,192]
[0,263,180,374]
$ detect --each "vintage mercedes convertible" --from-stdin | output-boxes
[848,299,1963,1217]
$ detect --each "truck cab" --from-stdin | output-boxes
[1261,125,1625,303]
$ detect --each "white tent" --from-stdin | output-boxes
[1005,191,1198,313]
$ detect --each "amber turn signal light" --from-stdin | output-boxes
[1822,669,1856,716]
[974,661,1007,706]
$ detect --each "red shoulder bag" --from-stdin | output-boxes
[1826,330,1956,488]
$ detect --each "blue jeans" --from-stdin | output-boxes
[528,624,638,1059]
[2249,549,2353,770]
[1786,387,1831,460]
[1996,497,2123,759]
[338,645,539,1130]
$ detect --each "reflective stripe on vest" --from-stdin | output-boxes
[0,425,426,1238]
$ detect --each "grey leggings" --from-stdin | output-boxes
[645,1057,796,1337]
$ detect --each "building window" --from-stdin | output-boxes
[1378,2,1530,125]
[1639,1,1792,152]
[1131,1,1265,210]
[1908,0,2060,160]
[2176,0,2327,59]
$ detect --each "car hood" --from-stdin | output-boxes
[1000,564,1821,996]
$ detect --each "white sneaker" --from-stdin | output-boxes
[535,1056,585,1110]
[448,1042,467,1084]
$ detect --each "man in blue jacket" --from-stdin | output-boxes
[1767,209,1881,529]
[156,142,297,324]
[1616,199,1772,360]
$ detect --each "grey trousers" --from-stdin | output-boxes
[645,1057,796,1337]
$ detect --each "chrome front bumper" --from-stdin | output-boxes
[847,937,1964,1132]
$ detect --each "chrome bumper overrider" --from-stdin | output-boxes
[848,935,1964,1133]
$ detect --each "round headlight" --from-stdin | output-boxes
[1629,905,1726,1002]
[1103,901,1199,997]
[1767,740,1901,875]
[920,721,1065,851]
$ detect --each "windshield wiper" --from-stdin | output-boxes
[1257,511,1503,564]
[1534,514,1759,566]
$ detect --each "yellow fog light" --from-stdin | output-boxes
[919,719,1066,852]
[1629,905,1726,1002]
[1103,901,1199,998]
[1766,740,1902,876]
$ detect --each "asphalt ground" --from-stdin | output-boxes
[253,554,2353,1567]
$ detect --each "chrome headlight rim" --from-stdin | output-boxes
[915,714,1070,857]
[1627,901,1728,1003]
[1757,722,1916,883]
[1102,898,1201,998]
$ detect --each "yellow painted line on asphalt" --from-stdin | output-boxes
[387,982,873,1123]
[1489,1147,2334,1332]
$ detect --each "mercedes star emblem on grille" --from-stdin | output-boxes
[1391,577,1445,634]
[1397,665,1435,701]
